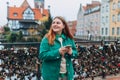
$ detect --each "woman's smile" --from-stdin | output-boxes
[52,18,64,34]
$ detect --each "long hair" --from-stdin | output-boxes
[45,16,73,45]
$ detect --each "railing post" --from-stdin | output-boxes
[101,39,104,46]
[37,59,41,80]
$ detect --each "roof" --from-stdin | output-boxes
[86,1,101,10]
[8,0,49,20]
[32,8,49,20]
[83,6,87,11]
[21,0,30,8]
[8,7,26,19]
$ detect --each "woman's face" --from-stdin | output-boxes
[51,18,64,34]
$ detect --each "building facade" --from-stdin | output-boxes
[100,0,110,37]
[76,4,86,36]
[109,0,120,37]
[76,1,101,37]
[7,0,49,36]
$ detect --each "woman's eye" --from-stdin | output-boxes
[52,22,55,24]
[56,22,60,24]
[52,22,61,24]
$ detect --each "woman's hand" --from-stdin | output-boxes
[59,47,68,57]
[59,47,73,56]
[65,47,72,55]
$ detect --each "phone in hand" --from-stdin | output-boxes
[64,45,71,48]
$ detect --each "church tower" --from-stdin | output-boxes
[34,0,44,9]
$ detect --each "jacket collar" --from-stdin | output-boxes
[55,33,66,40]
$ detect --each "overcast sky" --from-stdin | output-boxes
[0,0,101,26]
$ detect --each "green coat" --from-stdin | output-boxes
[39,34,78,80]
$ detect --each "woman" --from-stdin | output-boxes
[39,16,78,80]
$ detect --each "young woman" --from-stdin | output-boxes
[39,16,78,80]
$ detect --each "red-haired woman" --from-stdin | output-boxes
[39,16,78,80]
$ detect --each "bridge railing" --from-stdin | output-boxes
[74,35,119,41]
[0,42,41,80]
[0,41,119,80]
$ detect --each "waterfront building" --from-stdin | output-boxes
[100,0,110,36]
[76,1,101,37]
[109,0,120,37]
[7,0,49,36]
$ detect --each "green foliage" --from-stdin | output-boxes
[39,12,52,39]
[3,26,10,35]
[37,23,46,32]
[4,26,10,32]
[18,30,23,41]
[27,37,38,42]
[40,29,48,38]
[7,32,18,42]
[44,12,52,30]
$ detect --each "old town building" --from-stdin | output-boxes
[7,0,49,36]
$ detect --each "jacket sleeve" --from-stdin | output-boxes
[39,37,61,61]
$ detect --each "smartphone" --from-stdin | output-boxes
[64,45,71,48]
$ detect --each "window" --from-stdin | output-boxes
[13,13,18,17]
[102,6,104,13]
[102,17,104,23]
[106,16,108,23]
[118,13,120,21]
[23,30,28,35]
[12,20,17,26]
[28,11,31,14]
[112,28,115,35]
[23,8,34,19]
[102,28,104,35]
[112,15,115,22]
[105,28,108,35]
[118,1,120,8]
[117,27,120,35]
[112,3,116,10]
[106,5,109,12]
[12,20,18,29]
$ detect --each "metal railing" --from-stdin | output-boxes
[0,40,119,80]
[74,35,119,41]
[0,42,41,80]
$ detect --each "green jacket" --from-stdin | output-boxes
[39,34,78,80]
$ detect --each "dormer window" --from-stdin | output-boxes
[42,14,46,17]
[23,8,34,20]
[14,13,18,17]
[28,11,31,14]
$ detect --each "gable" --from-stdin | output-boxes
[23,7,34,19]
[23,7,34,15]
[21,0,30,8]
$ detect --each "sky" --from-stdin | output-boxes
[0,0,101,26]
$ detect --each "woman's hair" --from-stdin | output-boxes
[45,16,73,45]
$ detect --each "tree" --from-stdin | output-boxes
[44,12,52,30]
[18,30,23,41]
[37,23,47,38]
[3,26,10,35]
[4,26,10,32]
[7,32,18,42]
